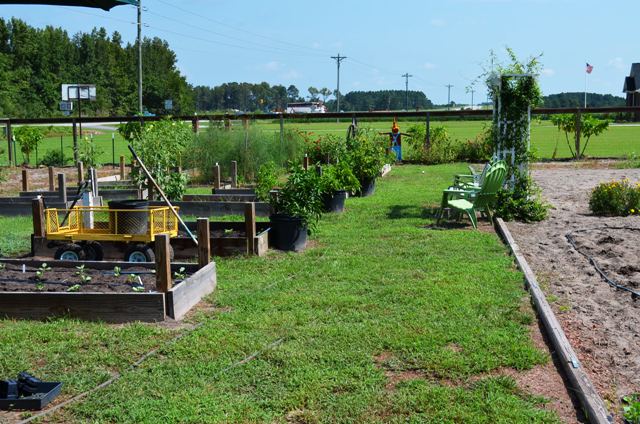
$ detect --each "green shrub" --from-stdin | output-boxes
[255,161,279,202]
[304,133,347,164]
[271,165,323,233]
[319,161,360,194]
[404,124,459,164]
[347,128,393,182]
[185,125,305,184]
[589,179,640,216]
[457,126,493,162]
[78,137,103,168]
[39,149,68,167]
[13,126,43,164]
[495,176,549,222]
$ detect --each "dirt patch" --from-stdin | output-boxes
[0,263,175,293]
[506,165,640,419]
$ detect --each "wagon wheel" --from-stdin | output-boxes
[54,243,86,261]
[125,244,155,263]
[82,241,104,261]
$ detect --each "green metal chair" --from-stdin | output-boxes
[438,162,507,229]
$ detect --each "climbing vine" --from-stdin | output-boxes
[485,48,549,222]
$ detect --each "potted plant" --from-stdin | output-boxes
[269,165,323,251]
[319,162,360,213]
[347,131,391,197]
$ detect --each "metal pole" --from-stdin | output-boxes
[402,73,413,111]
[60,135,64,163]
[445,84,453,110]
[137,0,143,115]
[331,54,347,114]
[112,133,115,168]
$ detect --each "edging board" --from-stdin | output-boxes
[166,261,216,320]
[494,218,612,424]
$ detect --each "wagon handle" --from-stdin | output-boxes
[128,144,198,246]
[60,180,89,227]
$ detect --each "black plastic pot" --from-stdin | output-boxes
[323,190,347,213]
[109,200,149,235]
[357,178,376,197]
[269,214,308,252]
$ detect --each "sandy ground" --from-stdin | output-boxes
[507,164,640,419]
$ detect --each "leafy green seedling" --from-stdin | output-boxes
[131,286,145,292]
[67,284,81,292]
[127,274,139,284]
[35,281,45,291]
[224,228,233,235]
[174,267,186,280]
[623,394,640,424]
[35,263,51,281]
[75,265,91,284]
[113,266,121,277]
[0,263,5,271]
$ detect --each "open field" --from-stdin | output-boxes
[2,119,640,167]
[0,164,572,423]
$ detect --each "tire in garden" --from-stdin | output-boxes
[54,243,86,261]
[82,241,104,261]
[124,244,155,263]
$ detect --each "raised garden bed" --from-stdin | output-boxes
[0,259,216,323]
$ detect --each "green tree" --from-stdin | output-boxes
[13,126,43,164]
[550,113,610,159]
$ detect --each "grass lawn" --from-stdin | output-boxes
[0,215,32,257]
[0,164,560,423]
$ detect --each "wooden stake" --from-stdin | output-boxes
[155,234,172,293]
[57,173,67,203]
[231,160,238,188]
[303,154,309,170]
[77,161,84,183]
[119,155,125,180]
[32,197,45,237]
[213,163,221,189]
[245,202,256,255]
[48,166,55,191]
[197,217,211,268]
[21,169,28,192]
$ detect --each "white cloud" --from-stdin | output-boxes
[423,62,436,70]
[540,68,555,76]
[608,57,625,70]
[260,61,282,71]
[430,18,446,27]
[281,69,300,80]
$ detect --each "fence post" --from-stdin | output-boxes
[279,114,284,151]
[425,112,431,150]
[119,155,125,180]
[60,135,64,164]
[197,217,210,268]
[21,169,29,192]
[213,163,221,189]
[192,117,199,133]
[575,109,582,160]
[155,234,172,293]
[245,202,256,255]
[303,154,309,170]
[32,197,45,238]
[231,160,238,188]
[77,161,84,184]
[57,173,67,204]
[48,166,55,191]
[72,119,78,163]
[6,120,12,166]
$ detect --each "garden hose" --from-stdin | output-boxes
[565,226,640,299]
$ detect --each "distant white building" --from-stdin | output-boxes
[286,102,327,113]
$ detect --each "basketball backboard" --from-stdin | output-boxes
[61,84,96,101]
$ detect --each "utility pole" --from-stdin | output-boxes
[445,84,453,110]
[331,54,347,113]
[137,0,143,115]
[470,88,475,109]
[402,73,413,111]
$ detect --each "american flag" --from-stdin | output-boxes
[586,63,594,74]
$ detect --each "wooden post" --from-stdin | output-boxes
[6,120,12,166]
[315,164,323,176]
[245,202,256,255]
[119,155,125,180]
[279,114,284,151]
[77,161,84,183]
[57,173,67,204]
[303,154,309,170]
[21,169,28,192]
[213,163,221,189]
[32,197,45,237]
[155,234,172,293]
[148,184,154,201]
[197,217,210,268]
[48,166,55,191]
[192,117,199,133]
[231,160,238,188]
[575,109,582,160]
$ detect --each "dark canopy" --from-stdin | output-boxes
[0,0,137,11]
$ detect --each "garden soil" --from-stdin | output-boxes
[506,163,640,417]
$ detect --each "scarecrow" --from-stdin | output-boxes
[380,118,410,161]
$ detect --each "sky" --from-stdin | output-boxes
[0,0,636,105]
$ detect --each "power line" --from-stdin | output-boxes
[402,72,413,110]
[331,54,347,113]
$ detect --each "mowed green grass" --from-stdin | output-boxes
[0,215,32,257]
[0,164,556,423]
[2,119,639,166]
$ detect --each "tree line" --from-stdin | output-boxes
[543,92,625,108]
